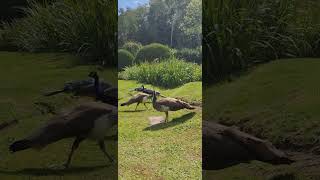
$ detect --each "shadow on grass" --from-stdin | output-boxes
[144,112,196,131]
[0,164,111,176]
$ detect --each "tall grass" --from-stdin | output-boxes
[203,0,320,83]
[2,0,117,65]
[119,58,202,88]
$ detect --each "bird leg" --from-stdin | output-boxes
[64,137,84,168]
[165,111,168,123]
[98,140,114,163]
[135,103,140,111]
[143,103,148,110]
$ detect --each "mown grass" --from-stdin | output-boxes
[205,58,320,149]
[119,58,202,88]
[204,58,320,179]
[118,80,202,179]
[203,160,311,180]
[0,51,117,180]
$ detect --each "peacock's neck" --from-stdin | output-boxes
[94,77,100,97]
[152,96,157,107]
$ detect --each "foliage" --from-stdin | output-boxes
[121,41,142,56]
[118,0,201,48]
[180,0,202,46]
[118,49,134,70]
[176,47,202,64]
[0,26,19,51]
[0,0,28,22]
[203,0,320,83]
[135,43,171,63]
[119,58,202,88]
[169,48,178,58]
[2,0,117,65]
[118,5,147,47]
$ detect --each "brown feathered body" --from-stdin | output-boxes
[152,93,195,122]
[153,97,195,112]
[121,93,150,110]
[10,102,117,152]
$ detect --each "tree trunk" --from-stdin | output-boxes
[170,19,175,48]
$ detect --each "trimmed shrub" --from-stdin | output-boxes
[0,28,7,50]
[119,58,202,88]
[135,43,171,63]
[176,47,202,64]
[118,49,134,70]
[122,41,142,56]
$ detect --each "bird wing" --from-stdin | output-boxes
[27,102,116,147]
[156,98,185,110]
[103,87,118,98]
[124,93,149,105]
[99,80,113,90]
[64,79,94,91]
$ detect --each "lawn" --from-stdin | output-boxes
[0,51,117,180]
[204,58,320,179]
[118,80,202,179]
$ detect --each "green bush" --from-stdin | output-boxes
[118,49,134,70]
[0,28,7,50]
[122,41,142,56]
[3,0,117,65]
[135,43,171,63]
[204,0,320,83]
[0,27,18,51]
[119,58,202,88]
[169,48,177,58]
[176,47,202,64]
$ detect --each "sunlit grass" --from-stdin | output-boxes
[0,51,117,179]
[119,80,202,179]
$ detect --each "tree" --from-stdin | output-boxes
[118,0,201,48]
[180,0,202,47]
[165,0,189,47]
[118,6,148,46]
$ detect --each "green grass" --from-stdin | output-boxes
[203,160,308,180]
[203,0,320,83]
[0,51,117,180]
[204,58,320,179]
[119,58,202,88]
[2,0,117,64]
[119,80,202,179]
[205,58,320,148]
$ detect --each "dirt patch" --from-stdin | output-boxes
[148,116,165,125]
